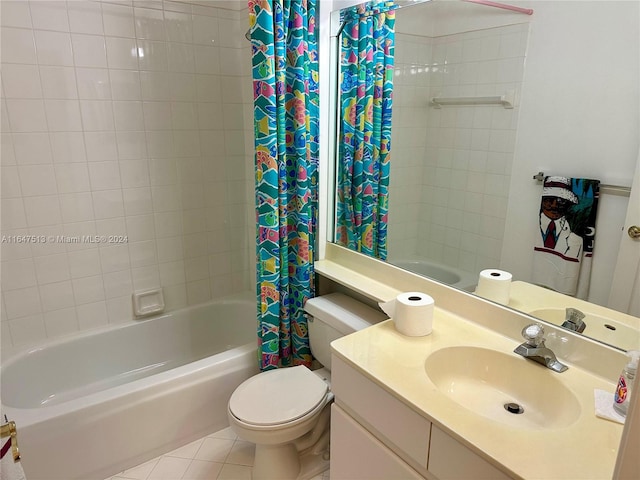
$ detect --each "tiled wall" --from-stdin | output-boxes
[0,0,255,353]
[388,23,528,274]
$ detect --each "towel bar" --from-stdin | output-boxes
[532,171,631,197]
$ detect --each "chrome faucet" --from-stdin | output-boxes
[514,323,568,373]
[561,308,586,333]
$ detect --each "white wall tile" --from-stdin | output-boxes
[110,70,141,100]
[44,100,83,132]
[34,30,73,66]
[134,7,165,40]
[88,161,121,191]
[1,1,33,29]
[8,314,46,345]
[4,286,42,319]
[192,15,218,46]
[119,160,150,187]
[123,187,153,215]
[113,101,144,131]
[30,1,69,32]
[55,164,91,193]
[92,189,125,219]
[125,214,156,242]
[164,11,193,43]
[156,235,183,262]
[72,34,108,68]
[128,240,157,268]
[80,100,115,131]
[50,132,86,163]
[1,167,22,198]
[99,244,130,273]
[167,44,195,73]
[68,248,102,279]
[34,253,70,285]
[131,264,160,290]
[23,195,62,227]
[2,64,42,99]
[84,132,118,161]
[76,68,112,100]
[105,295,132,323]
[60,192,95,223]
[103,270,133,299]
[40,280,75,311]
[43,307,78,337]
[68,2,104,35]
[2,0,253,349]
[140,71,171,101]
[6,99,48,132]
[1,258,37,291]
[116,131,147,159]
[102,3,136,38]
[40,66,78,99]
[137,40,168,71]
[106,36,140,70]
[1,27,37,64]
[159,260,185,286]
[76,301,109,329]
[18,164,58,196]
[72,275,105,305]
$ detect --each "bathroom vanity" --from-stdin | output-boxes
[329,310,624,480]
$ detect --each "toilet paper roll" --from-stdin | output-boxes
[474,269,512,305]
[379,292,434,337]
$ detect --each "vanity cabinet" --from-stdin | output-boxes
[330,355,512,480]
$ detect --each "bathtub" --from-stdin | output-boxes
[1,296,259,480]
[388,257,477,291]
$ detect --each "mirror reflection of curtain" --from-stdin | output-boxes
[335,1,396,260]
[249,0,318,370]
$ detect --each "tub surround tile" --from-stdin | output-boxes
[1,0,254,349]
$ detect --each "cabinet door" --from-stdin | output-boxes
[331,404,425,480]
[428,426,512,480]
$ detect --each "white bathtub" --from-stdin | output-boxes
[1,296,259,480]
[388,258,477,291]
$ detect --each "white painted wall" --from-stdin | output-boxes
[500,0,640,306]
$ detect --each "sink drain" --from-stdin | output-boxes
[504,402,524,414]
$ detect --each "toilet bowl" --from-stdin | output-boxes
[227,293,387,480]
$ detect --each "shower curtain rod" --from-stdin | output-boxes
[463,0,533,15]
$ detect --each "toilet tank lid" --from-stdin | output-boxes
[304,293,388,335]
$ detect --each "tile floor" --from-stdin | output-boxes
[105,427,331,480]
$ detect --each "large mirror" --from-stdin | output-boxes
[330,0,640,351]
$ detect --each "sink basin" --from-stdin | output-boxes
[529,308,640,351]
[425,346,581,429]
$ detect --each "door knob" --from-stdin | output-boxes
[629,225,640,239]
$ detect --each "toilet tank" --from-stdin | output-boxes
[304,293,388,370]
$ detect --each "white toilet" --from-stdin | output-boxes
[227,293,387,480]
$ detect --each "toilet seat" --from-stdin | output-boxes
[229,365,329,427]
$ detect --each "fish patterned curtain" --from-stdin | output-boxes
[335,1,396,260]
[248,0,319,370]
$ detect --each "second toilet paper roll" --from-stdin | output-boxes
[474,269,512,304]
[379,292,434,337]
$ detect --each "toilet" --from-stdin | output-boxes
[227,293,387,480]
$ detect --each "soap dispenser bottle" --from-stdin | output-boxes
[613,350,640,416]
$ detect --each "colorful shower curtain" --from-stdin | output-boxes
[335,1,396,260]
[248,0,318,370]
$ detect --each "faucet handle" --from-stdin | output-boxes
[521,323,545,347]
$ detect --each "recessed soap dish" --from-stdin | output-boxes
[132,288,165,317]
